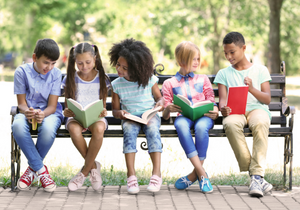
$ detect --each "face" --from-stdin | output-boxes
[116,56,130,80]
[75,52,96,74]
[223,43,246,66]
[32,54,57,75]
[190,52,200,72]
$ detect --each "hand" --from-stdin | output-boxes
[244,76,253,90]
[204,106,219,120]
[25,107,35,121]
[99,108,107,117]
[63,108,75,118]
[220,106,231,117]
[34,109,45,124]
[118,110,129,120]
[155,99,164,112]
[166,104,182,113]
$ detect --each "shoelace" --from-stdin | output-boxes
[72,173,85,186]
[90,170,100,182]
[22,169,37,183]
[250,177,262,188]
[200,176,212,191]
[38,173,54,187]
[180,177,192,189]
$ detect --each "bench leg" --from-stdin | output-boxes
[284,134,293,190]
[10,132,21,192]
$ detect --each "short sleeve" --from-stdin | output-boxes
[61,75,67,88]
[14,67,27,94]
[50,69,62,96]
[149,75,159,87]
[259,66,272,84]
[213,69,227,86]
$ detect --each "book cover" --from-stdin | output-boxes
[67,98,104,128]
[173,94,214,121]
[226,86,249,115]
[124,106,162,125]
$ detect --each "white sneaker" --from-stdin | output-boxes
[249,176,263,197]
[262,178,273,194]
[127,175,140,194]
[90,161,102,191]
[68,171,86,191]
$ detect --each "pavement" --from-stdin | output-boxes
[1,185,300,210]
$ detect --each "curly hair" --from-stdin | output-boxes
[65,43,110,105]
[223,32,245,47]
[108,38,154,87]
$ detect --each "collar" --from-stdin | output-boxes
[175,72,195,81]
[31,63,46,80]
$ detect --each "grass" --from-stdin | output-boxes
[1,164,299,191]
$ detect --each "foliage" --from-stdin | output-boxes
[0,0,299,75]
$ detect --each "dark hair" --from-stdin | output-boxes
[223,32,245,47]
[65,43,110,105]
[108,38,154,87]
[33,38,60,61]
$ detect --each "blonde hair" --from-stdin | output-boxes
[175,41,201,71]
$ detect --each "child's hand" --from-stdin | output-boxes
[204,106,219,120]
[244,76,253,90]
[35,109,45,124]
[220,106,231,117]
[118,110,129,120]
[64,108,75,118]
[25,107,36,121]
[166,104,182,113]
[99,108,107,117]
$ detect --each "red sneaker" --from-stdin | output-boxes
[38,165,56,192]
[17,166,37,190]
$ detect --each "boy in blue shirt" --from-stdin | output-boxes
[214,32,273,197]
[11,38,63,192]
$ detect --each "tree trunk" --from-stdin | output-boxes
[267,0,284,73]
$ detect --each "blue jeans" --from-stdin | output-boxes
[174,115,214,160]
[11,113,62,171]
[122,114,162,154]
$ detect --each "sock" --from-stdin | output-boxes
[37,166,46,175]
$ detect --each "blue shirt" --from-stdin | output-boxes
[111,75,158,115]
[14,63,64,121]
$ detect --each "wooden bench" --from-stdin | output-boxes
[10,61,295,191]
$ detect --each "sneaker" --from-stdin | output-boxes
[17,166,37,190]
[249,176,263,197]
[68,171,86,191]
[38,165,56,192]
[90,161,102,191]
[127,175,140,194]
[199,176,213,193]
[175,175,196,190]
[262,178,273,194]
[147,175,162,193]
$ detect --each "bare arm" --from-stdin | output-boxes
[152,83,164,111]
[17,94,35,122]
[112,91,128,120]
[245,76,271,105]
[218,84,231,117]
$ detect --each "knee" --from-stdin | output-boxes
[223,119,244,132]
[249,119,269,131]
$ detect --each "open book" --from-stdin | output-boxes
[226,86,249,115]
[173,94,214,121]
[124,106,162,125]
[66,98,104,128]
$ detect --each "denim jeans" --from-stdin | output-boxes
[174,115,214,160]
[11,113,62,171]
[122,114,162,154]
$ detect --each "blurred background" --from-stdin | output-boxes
[0,0,299,77]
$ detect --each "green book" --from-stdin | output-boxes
[173,94,214,121]
[66,98,104,128]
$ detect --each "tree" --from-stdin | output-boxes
[267,0,284,73]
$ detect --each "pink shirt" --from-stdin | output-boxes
[162,72,216,109]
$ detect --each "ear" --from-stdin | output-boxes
[32,53,37,62]
[242,45,246,51]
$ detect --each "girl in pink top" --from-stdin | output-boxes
[162,41,219,193]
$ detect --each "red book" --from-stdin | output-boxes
[226,86,249,115]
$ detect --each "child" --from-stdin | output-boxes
[214,32,273,197]
[162,41,219,193]
[109,38,164,194]
[62,43,110,191]
[11,38,63,192]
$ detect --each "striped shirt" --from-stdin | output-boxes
[111,75,158,115]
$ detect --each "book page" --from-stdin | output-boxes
[192,100,213,108]
[67,98,83,110]
[84,99,101,111]
[141,106,162,121]
[176,94,192,106]
[124,114,146,124]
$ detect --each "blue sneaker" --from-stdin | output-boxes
[199,176,213,193]
[175,175,196,190]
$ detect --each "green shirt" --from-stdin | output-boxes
[213,64,272,120]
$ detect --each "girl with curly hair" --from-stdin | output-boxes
[109,38,164,194]
[62,43,111,191]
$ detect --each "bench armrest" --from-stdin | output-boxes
[10,106,18,116]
